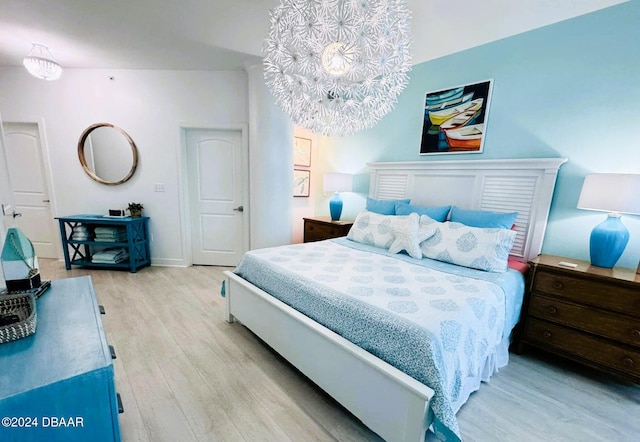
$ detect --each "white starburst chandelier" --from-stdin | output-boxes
[23,44,63,81]
[263,0,412,136]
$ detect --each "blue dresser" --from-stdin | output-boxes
[0,277,121,441]
[56,214,150,273]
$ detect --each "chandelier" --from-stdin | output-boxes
[23,44,63,81]
[263,0,412,136]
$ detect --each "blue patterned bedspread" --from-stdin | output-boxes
[233,238,524,442]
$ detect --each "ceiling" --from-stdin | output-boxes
[0,0,627,71]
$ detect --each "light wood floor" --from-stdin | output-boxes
[39,259,640,442]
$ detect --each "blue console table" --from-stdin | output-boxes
[0,276,121,442]
[56,214,150,273]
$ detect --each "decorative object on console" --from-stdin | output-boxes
[23,43,62,81]
[577,173,640,268]
[420,79,493,155]
[323,173,353,221]
[128,202,143,217]
[1,228,41,292]
[263,0,412,136]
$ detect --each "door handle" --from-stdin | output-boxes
[233,206,244,212]
[12,211,22,218]
[43,199,50,202]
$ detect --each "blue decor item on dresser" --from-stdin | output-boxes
[589,214,629,268]
[323,173,353,221]
[329,193,344,221]
[577,173,640,269]
[0,276,121,442]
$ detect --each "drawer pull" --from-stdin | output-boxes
[632,330,640,338]
[542,330,552,339]
[622,357,634,367]
[552,281,564,290]
[546,306,558,315]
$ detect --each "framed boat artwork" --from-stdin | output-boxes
[420,79,493,155]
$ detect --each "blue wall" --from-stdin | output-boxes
[325,0,640,269]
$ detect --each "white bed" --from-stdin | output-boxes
[224,158,566,442]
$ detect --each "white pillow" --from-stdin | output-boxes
[419,215,516,272]
[347,211,435,259]
[388,213,437,259]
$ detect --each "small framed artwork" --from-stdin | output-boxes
[293,169,310,197]
[420,79,493,155]
[293,137,312,167]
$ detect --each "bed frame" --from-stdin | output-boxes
[224,158,566,442]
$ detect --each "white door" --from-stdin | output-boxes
[0,122,56,258]
[186,129,246,266]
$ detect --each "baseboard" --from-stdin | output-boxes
[150,258,187,267]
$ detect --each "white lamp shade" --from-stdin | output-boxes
[577,173,640,215]
[323,173,353,193]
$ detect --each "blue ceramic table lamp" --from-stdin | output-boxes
[323,173,353,221]
[577,173,640,268]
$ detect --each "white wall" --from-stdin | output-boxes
[0,67,256,266]
[246,63,293,249]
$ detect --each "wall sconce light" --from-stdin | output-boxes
[323,173,353,221]
[577,173,640,268]
[23,43,63,81]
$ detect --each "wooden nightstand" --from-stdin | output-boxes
[303,216,354,243]
[519,254,640,383]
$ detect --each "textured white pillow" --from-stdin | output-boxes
[347,211,435,259]
[388,213,437,259]
[419,216,516,272]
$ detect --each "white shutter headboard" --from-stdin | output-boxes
[368,158,567,262]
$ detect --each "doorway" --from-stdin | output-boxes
[185,128,248,266]
[0,122,57,258]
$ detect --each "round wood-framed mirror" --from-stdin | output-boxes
[78,123,139,185]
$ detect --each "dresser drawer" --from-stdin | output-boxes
[525,318,640,379]
[528,294,640,347]
[533,270,640,315]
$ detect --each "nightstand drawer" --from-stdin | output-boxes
[305,223,344,237]
[529,294,640,347]
[303,218,353,243]
[525,318,640,379]
[533,270,640,315]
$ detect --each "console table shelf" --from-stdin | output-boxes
[57,214,150,273]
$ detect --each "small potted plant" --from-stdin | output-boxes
[128,202,143,218]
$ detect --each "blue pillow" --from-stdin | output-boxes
[394,203,451,222]
[365,197,411,215]
[449,207,518,229]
